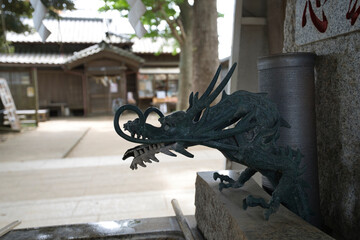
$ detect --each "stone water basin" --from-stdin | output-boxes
[1,216,201,240]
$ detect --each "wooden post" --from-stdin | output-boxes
[32,67,39,126]
[229,0,243,93]
[266,0,286,54]
[82,73,88,116]
[122,70,127,102]
[84,63,90,116]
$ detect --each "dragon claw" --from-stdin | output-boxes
[219,182,225,192]
[213,172,220,181]
[264,212,270,221]
[264,208,275,221]
[242,198,248,210]
[214,172,246,192]
[213,172,235,184]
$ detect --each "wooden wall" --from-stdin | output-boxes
[85,58,131,114]
[126,72,137,100]
[38,70,83,109]
[0,70,34,110]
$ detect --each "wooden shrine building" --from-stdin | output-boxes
[0,17,179,117]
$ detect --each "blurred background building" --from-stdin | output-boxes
[0,15,180,118]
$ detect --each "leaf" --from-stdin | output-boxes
[0,0,75,50]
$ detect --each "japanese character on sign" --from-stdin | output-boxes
[346,0,360,25]
[302,0,329,33]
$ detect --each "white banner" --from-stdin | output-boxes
[30,0,51,42]
[127,0,147,38]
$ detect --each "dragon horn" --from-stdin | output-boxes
[186,65,221,112]
[187,63,237,116]
[188,92,194,110]
[205,63,237,106]
[199,64,222,101]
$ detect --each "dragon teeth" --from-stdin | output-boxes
[127,143,172,170]
[138,161,146,167]
[143,158,152,163]
[150,155,159,162]
[160,148,177,157]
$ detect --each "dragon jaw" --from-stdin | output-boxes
[122,143,194,170]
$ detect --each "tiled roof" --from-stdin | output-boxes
[132,38,177,54]
[6,17,178,54]
[6,18,129,44]
[0,42,145,66]
[0,53,70,65]
[66,41,144,64]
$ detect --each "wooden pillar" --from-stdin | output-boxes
[84,64,90,116]
[230,0,268,93]
[266,0,286,54]
[32,67,39,126]
[121,70,127,101]
[82,73,88,116]
[229,0,243,93]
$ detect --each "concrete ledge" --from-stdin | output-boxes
[195,171,333,240]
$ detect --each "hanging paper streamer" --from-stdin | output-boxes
[30,0,51,42]
[126,0,147,38]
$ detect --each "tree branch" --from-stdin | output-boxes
[176,18,186,40]
[159,7,184,45]
[0,0,6,40]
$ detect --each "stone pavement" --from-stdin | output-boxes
[0,116,225,229]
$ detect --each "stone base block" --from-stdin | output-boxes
[195,171,333,240]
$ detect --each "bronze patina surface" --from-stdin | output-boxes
[114,63,310,221]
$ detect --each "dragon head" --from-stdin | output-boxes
[114,63,238,169]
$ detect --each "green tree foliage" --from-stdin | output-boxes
[100,0,195,110]
[0,0,75,52]
[100,0,180,39]
[100,0,220,110]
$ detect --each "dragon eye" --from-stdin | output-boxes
[164,124,170,131]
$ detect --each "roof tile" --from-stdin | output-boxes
[66,41,145,64]
[6,17,178,54]
[0,53,70,65]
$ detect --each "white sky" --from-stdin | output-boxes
[71,0,234,59]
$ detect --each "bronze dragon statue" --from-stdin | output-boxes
[114,63,310,221]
